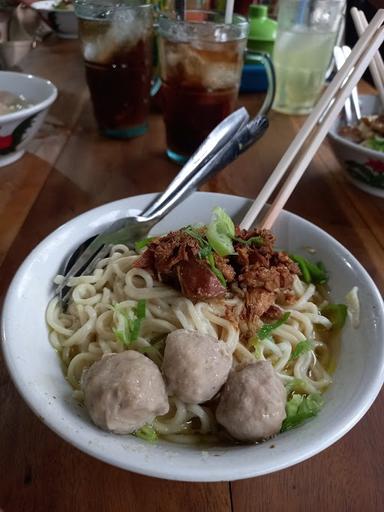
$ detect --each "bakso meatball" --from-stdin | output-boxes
[216,361,286,442]
[162,329,232,404]
[82,351,169,434]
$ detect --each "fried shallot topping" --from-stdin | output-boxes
[134,224,299,336]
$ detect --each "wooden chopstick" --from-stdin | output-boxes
[240,9,384,232]
[351,7,384,107]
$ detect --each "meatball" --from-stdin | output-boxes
[82,351,169,434]
[162,329,232,404]
[216,361,286,442]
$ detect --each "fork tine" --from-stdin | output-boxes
[59,243,112,304]
[55,237,106,296]
[342,46,361,120]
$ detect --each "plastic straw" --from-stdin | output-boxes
[225,0,234,24]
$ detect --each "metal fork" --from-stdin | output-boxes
[56,109,269,304]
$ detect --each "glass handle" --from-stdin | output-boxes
[245,51,276,116]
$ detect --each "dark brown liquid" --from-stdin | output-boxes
[159,36,244,159]
[84,38,152,136]
[161,83,237,158]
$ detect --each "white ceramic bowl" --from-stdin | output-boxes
[32,1,78,39]
[328,94,384,198]
[1,192,384,481]
[0,71,57,167]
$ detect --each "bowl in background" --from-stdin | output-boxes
[32,0,78,39]
[328,94,384,198]
[0,71,57,167]
[1,192,384,481]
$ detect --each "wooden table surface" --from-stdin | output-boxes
[0,38,383,512]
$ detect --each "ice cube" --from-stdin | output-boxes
[202,62,239,90]
[82,8,148,64]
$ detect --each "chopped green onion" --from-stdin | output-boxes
[183,226,207,247]
[135,299,146,320]
[249,336,263,359]
[234,236,264,247]
[206,207,236,257]
[113,300,147,346]
[321,303,347,330]
[206,253,226,287]
[281,393,324,432]
[134,424,158,442]
[290,340,313,360]
[290,255,328,285]
[134,237,156,252]
[199,244,212,259]
[257,312,290,340]
[285,379,307,394]
[183,223,227,286]
[362,135,384,152]
[183,226,213,260]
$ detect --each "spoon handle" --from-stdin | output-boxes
[145,115,269,223]
[142,108,249,219]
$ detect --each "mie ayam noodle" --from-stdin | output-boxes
[46,208,352,444]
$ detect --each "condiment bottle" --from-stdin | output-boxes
[247,4,277,57]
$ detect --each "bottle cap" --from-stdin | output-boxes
[249,5,268,19]
[247,4,277,44]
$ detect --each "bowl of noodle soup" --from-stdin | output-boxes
[2,192,384,481]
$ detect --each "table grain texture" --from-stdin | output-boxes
[0,38,383,512]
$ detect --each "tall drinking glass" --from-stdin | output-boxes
[75,0,154,138]
[158,10,274,164]
[272,0,345,115]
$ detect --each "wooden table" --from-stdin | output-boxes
[0,38,383,512]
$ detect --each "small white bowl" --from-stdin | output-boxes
[328,94,384,198]
[32,1,78,39]
[0,71,57,167]
[1,192,384,481]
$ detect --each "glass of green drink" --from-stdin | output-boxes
[272,0,345,115]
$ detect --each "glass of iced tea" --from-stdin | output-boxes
[75,0,155,138]
[157,10,273,163]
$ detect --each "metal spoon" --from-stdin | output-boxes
[57,110,269,303]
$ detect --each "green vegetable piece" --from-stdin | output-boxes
[134,237,155,252]
[285,379,307,394]
[134,424,158,442]
[290,340,313,360]
[183,226,213,260]
[135,299,146,320]
[199,244,212,259]
[249,336,263,359]
[206,253,226,286]
[206,207,236,257]
[234,236,264,247]
[321,303,347,330]
[281,393,324,432]
[113,300,147,346]
[184,226,207,247]
[257,312,290,340]
[184,222,227,285]
[290,254,328,284]
[291,255,311,283]
[363,136,384,152]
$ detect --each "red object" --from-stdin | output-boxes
[0,134,13,149]
[367,159,384,173]
[235,0,254,16]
